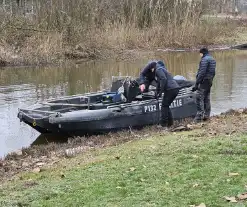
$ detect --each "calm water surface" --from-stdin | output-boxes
[1,50,247,157]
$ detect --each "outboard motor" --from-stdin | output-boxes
[110,79,125,92]
[123,79,140,103]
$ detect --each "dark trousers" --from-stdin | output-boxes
[160,88,179,127]
[194,79,212,121]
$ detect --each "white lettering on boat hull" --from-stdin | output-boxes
[143,99,183,113]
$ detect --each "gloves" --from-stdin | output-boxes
[139,84,145,92]
[191,84,198,92]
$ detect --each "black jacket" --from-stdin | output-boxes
[139,61,156,83]
[139,61,179,93]
[196,54,216,86]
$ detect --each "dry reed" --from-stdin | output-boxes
[0,0,241,65]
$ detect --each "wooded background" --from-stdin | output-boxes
[0,0,246,18]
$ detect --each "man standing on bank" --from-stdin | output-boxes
[192,48,216,123]
[139,60,180,128]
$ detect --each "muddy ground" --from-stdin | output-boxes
[1,108,247,182]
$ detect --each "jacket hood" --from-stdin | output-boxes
[156,61,166,70]
[157,60,165,67]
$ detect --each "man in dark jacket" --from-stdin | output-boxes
[192,48,216,122]
[139,60,180,127]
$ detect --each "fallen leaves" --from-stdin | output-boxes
[228,172,240,176]
[171,125,192,132]
[32,167,41,173]
[224,196,238,203]
[36,162,45,167]
[187,123,204,130]
[237,192,247,200]
[190,203,206,207]
[65,146,91,157]
[23,179,38,188]
[224,192,247,203]
[14,150,23,156]
[223,173,247,203]
[197,204,206,207]
[22,162,29,167]
[0,154,60,182]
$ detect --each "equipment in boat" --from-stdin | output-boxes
[17,76,197,136]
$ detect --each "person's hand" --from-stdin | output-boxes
[191,85,198,92]
[139,84,145,92]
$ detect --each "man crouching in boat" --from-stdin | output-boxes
[139,60,180,128]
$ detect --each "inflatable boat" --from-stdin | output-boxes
[17,76,197,136]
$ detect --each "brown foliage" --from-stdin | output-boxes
[0,0,241,65]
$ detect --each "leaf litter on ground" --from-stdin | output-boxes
[190,203,206,207]
[229,172,240,176]
[224,192,247,203]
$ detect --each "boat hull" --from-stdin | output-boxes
[18,93,197,136]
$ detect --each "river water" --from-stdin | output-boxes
[1,50,247,158]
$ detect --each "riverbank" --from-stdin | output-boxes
[1,16,247,67]
[1,108,247,206]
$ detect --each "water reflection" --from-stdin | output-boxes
[1,49,247,157]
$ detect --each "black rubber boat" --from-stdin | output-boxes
[17,76,197,136]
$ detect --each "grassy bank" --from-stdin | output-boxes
[0,0,247,66]
[1,109,247,206]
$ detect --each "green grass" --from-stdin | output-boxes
[1,131,247,207]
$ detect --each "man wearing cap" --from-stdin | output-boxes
[192,48,216,123]
[139,60,180,128]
